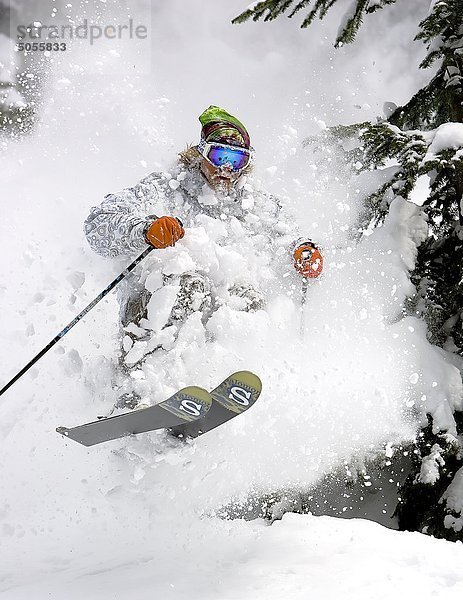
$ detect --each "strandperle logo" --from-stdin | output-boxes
[16,18,148,46]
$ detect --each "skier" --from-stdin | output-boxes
[84,106,323,409]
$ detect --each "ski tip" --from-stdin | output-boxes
[157,386,213,423]
[176,386,213,408]
[229,371,262,393]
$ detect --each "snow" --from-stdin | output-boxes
[443,467,463,533]
[1,0,463,597]
[424,122,463,161]
[444,467,463,515]
[409,173,431,206]
[419,443,446,485]
[2,514,463,599]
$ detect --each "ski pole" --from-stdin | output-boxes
[300,278,309,336]
[0,245,154,398]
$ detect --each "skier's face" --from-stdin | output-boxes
[199,157,242,193]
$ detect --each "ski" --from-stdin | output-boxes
[169,370,262,439]
[56,386,212,447]
[56,371,262,447]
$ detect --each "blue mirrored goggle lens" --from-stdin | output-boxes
[207,146,250,171]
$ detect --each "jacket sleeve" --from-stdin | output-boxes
[84,186,153,257]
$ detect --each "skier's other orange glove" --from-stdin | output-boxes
[145,216,185,249]
[293,241,323,279]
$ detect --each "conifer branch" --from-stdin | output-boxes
[233,0,396,42]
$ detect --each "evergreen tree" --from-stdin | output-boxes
[233,0,398,46]
[234,1,463,541]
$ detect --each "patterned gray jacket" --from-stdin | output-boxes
[84,159,296,360]
[84,162,283,259]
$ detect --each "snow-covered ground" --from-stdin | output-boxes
[1,1,462,597]
[3,513,463,600]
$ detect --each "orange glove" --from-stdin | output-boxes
[145,216,185,249]
[293,241,323,279]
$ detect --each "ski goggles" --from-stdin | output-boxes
[197,139,253,172]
